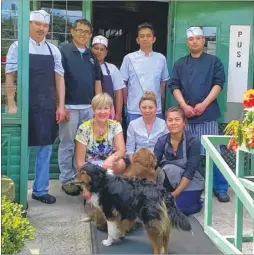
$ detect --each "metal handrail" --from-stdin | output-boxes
[201,135,254,254]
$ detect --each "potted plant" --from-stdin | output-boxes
[224,89,254,151]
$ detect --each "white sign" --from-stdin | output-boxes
[227,25,251,103]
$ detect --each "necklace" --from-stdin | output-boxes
[93,119,108,138]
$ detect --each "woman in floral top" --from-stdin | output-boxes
[75,93,126,174]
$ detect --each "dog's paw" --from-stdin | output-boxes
[81,216,91,222]
[101,239,113,246]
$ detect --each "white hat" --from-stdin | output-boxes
[186,27,204,38]
[30,10,50,24]
[92,35,108,47]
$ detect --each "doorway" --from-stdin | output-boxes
[92,1,169,68]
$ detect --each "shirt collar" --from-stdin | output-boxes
[166,131,185,145]
[30,37,46,46]
[138,49,154,57]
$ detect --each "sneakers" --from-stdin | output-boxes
[62,183,80,196]
[32,193,56,204]
[214,191,230,203]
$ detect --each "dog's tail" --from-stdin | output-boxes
[164,194,192,231]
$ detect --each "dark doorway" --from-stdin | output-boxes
[92,1,169,68]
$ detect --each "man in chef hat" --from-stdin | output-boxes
[91,35,125,122]
[5,10,65,204]
[168,26,230,203]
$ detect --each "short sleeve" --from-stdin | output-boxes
[5,42,18,73]
[94,56,102,81]
[111,121,123,137]
[126,122,136,155]
[120,55,129,81]
[168,63,182,92]
[75,123,91,145]
[213,57,225,89]
[51,45,64,76]
[161,56,169,81]
[111,65,126,91]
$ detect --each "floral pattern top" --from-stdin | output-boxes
[75,119,122,163]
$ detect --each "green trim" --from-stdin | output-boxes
[28,173,59,180]
[225,235,253,244]
[82,0,92,22]
[18,0,30,208]
[1,118,22,125]
[32,0,38,10]
[202,135,254,254]
[204,153,213,227]
[205,226,243,254]
[239,178,254,192]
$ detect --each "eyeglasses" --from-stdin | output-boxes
[74,29,91,35]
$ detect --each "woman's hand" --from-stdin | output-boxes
[171,190,180,197]
[102,155,116,169]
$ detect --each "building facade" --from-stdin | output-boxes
[1,0,254,205]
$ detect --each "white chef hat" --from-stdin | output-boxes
[186,27,204,38]
[30,10,50,24]
[92,35,108,48]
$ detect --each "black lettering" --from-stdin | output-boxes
[237,51,241,57]
[238,31,243,37]
[236,62,241,67]
[237,41,242,48]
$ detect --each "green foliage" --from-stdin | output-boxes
[1,196,35,254]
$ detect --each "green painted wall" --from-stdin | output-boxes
[166,1,254,123]
[1,126,21,200]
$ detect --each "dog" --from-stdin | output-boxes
[74,163,191,254]
[123,147,157,183]
[87,147,158,232]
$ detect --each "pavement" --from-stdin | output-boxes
[19,181,253,254]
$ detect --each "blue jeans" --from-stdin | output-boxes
[127,112,164,126]
[58,108,93,184]
[213,163,229,193]
[29,145,52,196]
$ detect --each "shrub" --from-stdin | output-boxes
[1,196,35,254]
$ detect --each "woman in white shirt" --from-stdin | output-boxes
[91,35,125,123]
[126,91,168,163]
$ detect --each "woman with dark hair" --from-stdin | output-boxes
[91,35,125,122]
[154,107,205,215]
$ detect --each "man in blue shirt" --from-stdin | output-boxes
[120,23,169,124]
[58,19,102,196]
[168,27,229,202]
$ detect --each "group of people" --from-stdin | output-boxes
[5,9,229,214]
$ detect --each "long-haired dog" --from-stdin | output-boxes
[74,163,191,254]
[123,147,157,183]
[87,147,158,232]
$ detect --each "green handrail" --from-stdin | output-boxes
[201,135,254,254]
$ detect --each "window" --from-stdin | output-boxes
[40,1,83,45]
[202,27,217,55]
[1,1,18,114]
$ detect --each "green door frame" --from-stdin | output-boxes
[1,0,30,207]
[166,0,254,121]
[18,0,30,207]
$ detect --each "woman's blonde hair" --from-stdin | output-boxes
[91,93,113,111]
[139,91,157,107]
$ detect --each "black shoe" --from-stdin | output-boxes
[32,193,56,204]
[214,191,230,203]
[62,183,80,196]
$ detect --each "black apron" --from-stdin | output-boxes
[28,42,57,146]
[101,63,114,99]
